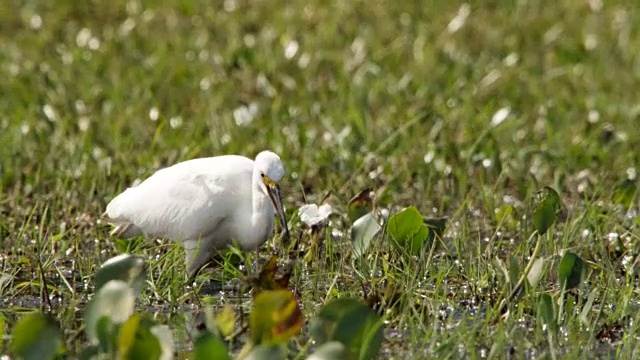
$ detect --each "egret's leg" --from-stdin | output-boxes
[182,237,214,279]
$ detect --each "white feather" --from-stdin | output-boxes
[104,152,287,277]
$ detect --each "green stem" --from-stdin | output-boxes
[496,230,541,318]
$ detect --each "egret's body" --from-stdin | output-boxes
[103,151,289,278]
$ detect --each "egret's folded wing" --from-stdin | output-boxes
[105,165,228,240]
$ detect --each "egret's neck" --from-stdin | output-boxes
[246,170,274,247]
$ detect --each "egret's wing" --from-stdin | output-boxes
[105,156,252,240]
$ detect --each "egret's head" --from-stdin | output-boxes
[255,151,285,182]
[255,151,290,243]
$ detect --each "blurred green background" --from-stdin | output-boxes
[1,0,640,357]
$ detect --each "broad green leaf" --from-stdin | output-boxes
[306,342,346,360]
[350,212,381,257]
[558,252,585,290]
[95,254,146,295]
[250,290,303,345]
[216,305,236,338]
[532,187,561,235]
[537,293,557,334]
[193,331,231,360]
[387,206,430,255]
[118,315,162,360]
[310,299,363,343]
[527,257,546,288]
[11,312,61,360]
[96,316,113,353]
[86,280,136,344]
[333,306,384,360]
[347,189,374,223]
[118,313,141,357]
[310,298,384,360]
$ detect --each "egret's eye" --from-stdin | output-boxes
[260,173,265,178]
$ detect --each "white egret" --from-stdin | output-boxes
[103,150,290,278]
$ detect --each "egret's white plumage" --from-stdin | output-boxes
[103,151,290,278]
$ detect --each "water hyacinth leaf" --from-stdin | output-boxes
[350,212,381,257]
[193,331,231,360]
[387,206,430,255]
[250,290,303,345]
[310,298,363,343]
[95,254,146,295]
[532,187,561,235]
[527,257,546,288]
[306,341,347,360]
[243,345,284,360]
[85,280,136,344]
[310,298,384,360]
[558,252,585,290]
[96,316,113,353]
[11,312,61,360]
[347,189,374,223]
[117,314,141,357]
[332,305,384,360]
[117,314,162,360]
[216,305,236,338]
[537,293,557,334]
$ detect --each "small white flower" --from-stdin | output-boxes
[299,203,332,227]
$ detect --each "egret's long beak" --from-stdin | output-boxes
[263,177,291,245]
